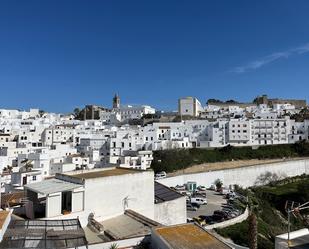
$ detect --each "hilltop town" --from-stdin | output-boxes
[0,95,309,248]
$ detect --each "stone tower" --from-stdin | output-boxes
[113,94,120,109]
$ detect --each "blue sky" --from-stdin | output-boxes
[1,0,309,113]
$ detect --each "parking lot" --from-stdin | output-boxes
[187,190,226,218]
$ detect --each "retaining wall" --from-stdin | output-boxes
[158,159,309,188]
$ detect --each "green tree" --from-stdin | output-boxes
[214,179,223,190]
[297,181,309,203]
[73,108,80,117]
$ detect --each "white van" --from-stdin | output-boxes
[190,197,207,205]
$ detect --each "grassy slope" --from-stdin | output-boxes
[151,141,309,173]
[216,175,309,249]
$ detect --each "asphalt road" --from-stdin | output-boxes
[187,190,226,218]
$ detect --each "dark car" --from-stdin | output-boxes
[187,203,198,211]
[191,202,201,209]
[198,215,215,224]
[213,210,229,219]
[212,214,225,222]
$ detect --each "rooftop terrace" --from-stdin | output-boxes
[66,167,147,180]
[154,223,231,249]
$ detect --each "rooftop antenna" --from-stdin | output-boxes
[285,200,309,248]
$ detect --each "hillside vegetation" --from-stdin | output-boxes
[216,175,309,249]
[151,141,309,173]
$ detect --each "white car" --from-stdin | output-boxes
[209,184,216,191]
[190,197,207,205]
[175,184,186,191]
[197,185,206,191]
[155,171,167,180]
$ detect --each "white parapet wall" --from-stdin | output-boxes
[158,159,309,188]
[204,207,249,230]
[68,236,148,249]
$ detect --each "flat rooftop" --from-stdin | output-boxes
[24,178,82,195]
[154,223,231,249]
[68,167,147,180]
[85,209,160,244]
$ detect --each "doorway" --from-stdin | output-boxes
[61,191,72,215]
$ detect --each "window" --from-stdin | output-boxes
[121,142,124,148]
[32,176,37,181]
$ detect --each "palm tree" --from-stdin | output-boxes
[21,159,33,172]
[248,212,257,249]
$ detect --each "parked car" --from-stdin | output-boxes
[213,210,229,219]
[212,214,225,222]
[193,216,206,226]
[220,188,230,195]
[174,184,186,191]
[191,197,207,205]
[155,171,167,180]
[191,202,201,209]
[186,203,198,211]
[197,185,206,191]
[227,199,235,205]
[198,215,215,225]
[209,184,216,191]
[227,212,238,219]
[179,190,192,197]
[193,191,207,198]
[226,192,236,200]
[187,218,194,223]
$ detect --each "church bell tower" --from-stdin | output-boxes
[113,94,120,109]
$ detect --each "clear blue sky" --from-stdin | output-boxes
[1,0,309,113]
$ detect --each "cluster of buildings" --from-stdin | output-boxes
[0,94,307,248]
[0,95,308,193]
[82,94,156,123]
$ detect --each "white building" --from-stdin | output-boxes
[178,97,204,117]
[24,168,155,226]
